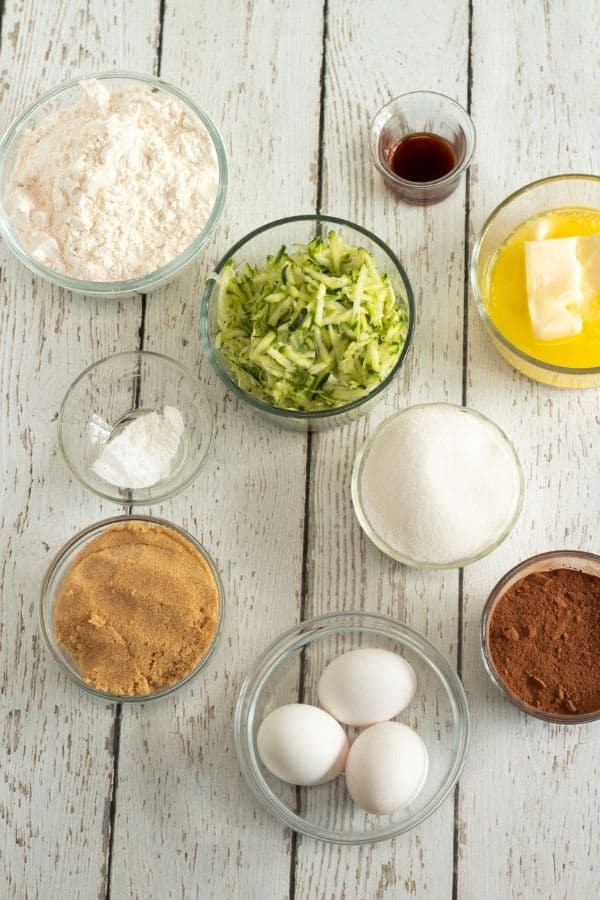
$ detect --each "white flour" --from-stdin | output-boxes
[5,79,218,280]
[92,405,185,489]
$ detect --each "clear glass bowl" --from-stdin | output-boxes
[0,71,228,296]
[369,91,475,204]
[200,214,414,431]
[470,174,600,388]
[351,403,524,569]
[59,351,213,505]
[234,611,469,844]
[481,550,600,724]
[39,514,224,703]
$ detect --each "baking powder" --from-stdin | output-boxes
[92,405,185,489]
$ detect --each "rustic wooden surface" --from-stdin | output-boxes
[0,1,598,898]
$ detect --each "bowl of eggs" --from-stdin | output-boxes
[234,611,469,844]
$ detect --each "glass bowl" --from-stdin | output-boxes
[0,71,228,296]
[59,350,214,505]
[234,611,469,844]
[351,403,524,569]
[39,514,224,703]
[200,214,414,431]
[369,91,475,204]
[470,174,600,388]
[481,550,600,724]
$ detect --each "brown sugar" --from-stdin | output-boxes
[54,521,220,696]
[487,567,600,716]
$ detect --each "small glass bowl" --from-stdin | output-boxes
[351,403,524,569]
[0,71,228,296]
[470,174,600,388]
[234,611,469,844]
[59,351,214,505]
[481,550,600,724]
[200,214,414,431]
[39,514,224,703]
[369,91,475,204]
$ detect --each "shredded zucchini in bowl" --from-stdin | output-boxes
[212,230,410,412]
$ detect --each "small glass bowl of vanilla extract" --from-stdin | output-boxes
[369,91,476,204]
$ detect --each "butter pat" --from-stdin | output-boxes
[525,233,600,340]
[579,233,600,298]
[525,237,584,340]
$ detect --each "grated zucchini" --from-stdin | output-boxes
[212,230,409,412]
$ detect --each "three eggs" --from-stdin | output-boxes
[257,648,428,815]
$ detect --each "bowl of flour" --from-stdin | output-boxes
[0,72,228,294]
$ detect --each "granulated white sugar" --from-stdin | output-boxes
[358,405,521,565]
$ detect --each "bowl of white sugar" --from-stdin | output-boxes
[59,351,214,505]
[0,72,228,295]
[351,403,524,569]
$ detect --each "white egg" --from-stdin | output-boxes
[344,721,428,815]
[257,704,349,786]
[317,648,417,727]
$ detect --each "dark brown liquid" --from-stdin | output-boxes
[389,132,458,183]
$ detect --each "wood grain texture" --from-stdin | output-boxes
[293,1,470,897]
[2,1,599,898]
[0,2,160,898]
[458,1,600,899]
[109,2,323,898]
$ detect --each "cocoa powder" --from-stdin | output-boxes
[487,567,600,716]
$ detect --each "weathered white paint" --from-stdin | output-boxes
[459,1,600,898]
[109,2,322,898]
[1,0,599,898]
[293,1,469,897]
[0,2,160,898]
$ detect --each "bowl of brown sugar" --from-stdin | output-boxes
[481,550,600,723]
[40,515,223,702]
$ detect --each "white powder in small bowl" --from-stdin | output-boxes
[354,404,522,566]
[92,405,185,490]
[5,78,219,281]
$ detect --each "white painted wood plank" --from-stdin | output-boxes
[0,2,160,897]
[110,2,323,898]
[460,1,600,898]
[295,2,469,897]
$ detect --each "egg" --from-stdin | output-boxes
[344,721,428,815]
[257,704,349,786]
[317,648,417,727]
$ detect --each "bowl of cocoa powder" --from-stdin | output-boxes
[481,550,600,723]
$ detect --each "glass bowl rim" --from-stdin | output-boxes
[39,513,224,703]
[480,548,600,724]
[234,610,470,844]
[351,402,525,569]
[0,70,228,293]
[469,173,600,376]
[58,349,215,506]
[200,213,415,421]
[368,90,476,188]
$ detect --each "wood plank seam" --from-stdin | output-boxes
[453,1,474,897]
[289,1,329,897]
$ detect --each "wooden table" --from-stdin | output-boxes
[1,1,598,897]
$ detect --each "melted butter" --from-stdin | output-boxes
[485,207,600,368]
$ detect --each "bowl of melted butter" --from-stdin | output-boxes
[471,174,600,388]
